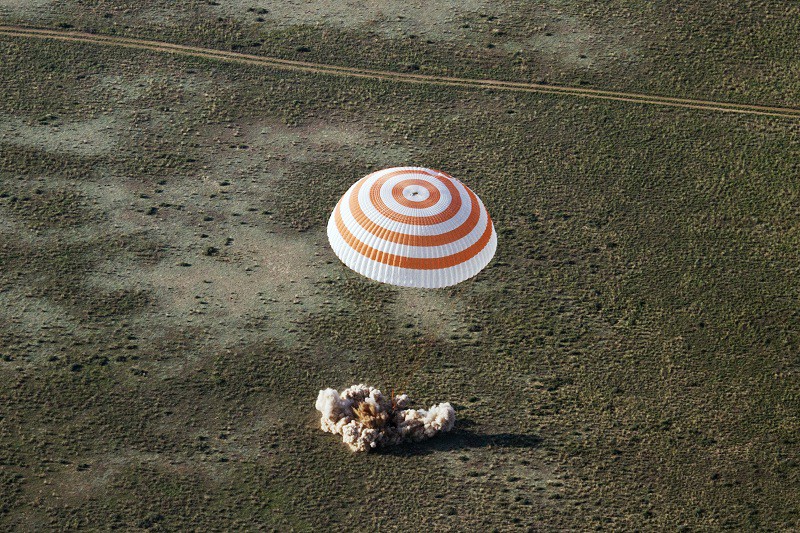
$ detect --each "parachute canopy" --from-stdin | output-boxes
[327,167,497,288]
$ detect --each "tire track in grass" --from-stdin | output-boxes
[1,25,799,119]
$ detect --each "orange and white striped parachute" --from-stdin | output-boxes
[327,167,497,288]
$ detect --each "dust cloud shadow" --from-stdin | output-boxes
[378,420,541,456]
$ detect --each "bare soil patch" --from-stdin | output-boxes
[219,0,490,40]
[0,114,121,157]
[0,0,52,12]
[501,12,637,71]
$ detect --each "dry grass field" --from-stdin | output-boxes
[1,1,798,530]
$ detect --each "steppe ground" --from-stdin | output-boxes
[1,1,798,530]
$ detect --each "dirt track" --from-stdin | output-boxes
[2,25,799,119]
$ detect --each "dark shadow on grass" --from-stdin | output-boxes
[377,421,541,456]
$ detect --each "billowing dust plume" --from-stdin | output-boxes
[315,384,456,452]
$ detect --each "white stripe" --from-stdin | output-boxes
[402,185,430,202]
[338,193,491,259]
[376,173,452,218]
[354,174,474,237]
[328,218,497,288]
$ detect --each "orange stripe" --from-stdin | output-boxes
[365,170,462,226]
[392,179,440,208]
[347,180,483,247]
[334,200,494,269]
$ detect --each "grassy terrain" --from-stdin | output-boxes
[3,1,799,106]
[1,2,799,531]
